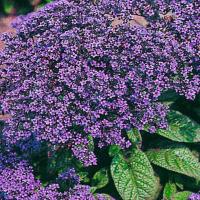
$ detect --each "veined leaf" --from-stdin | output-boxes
[109,145,121,157]
[156,111,200,142]
[163,182,177,200]
[95,193,115,200]
[172,191,192,200]
[88,135,94,151]
[127,128,142,148]
[91,168,109,190]
[146,146,200,179]
[111,149,157,200]
[158,90,179,105]
[78,172,90,183]
[173,175,184,190]
[173,174,200,191]
[153,176,162,200]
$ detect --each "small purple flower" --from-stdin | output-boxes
[58,168,80,185]
[189,192,200,200]
[16,133,42,157]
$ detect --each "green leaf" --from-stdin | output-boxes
[90,186,98,193]
[127,128,142,147]
[95,193,114,200]
[47,148,71,176]
[172,191,192,200]
[91,168,109,189]
[153,176,162,200]
[146,145,200,180]
[156,111,200,142]
[163,182,177,200]
[88,135,94,151]
[173,174,200,191]
[158,90,179,105]
[3,0,14,14]
[173,175,184,190]
[111,149,157,200]
[78,171,90,183]
[108,145,121,157]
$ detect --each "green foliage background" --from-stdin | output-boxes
[0,0,52,15]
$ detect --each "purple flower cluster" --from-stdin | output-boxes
[0,153,111,200]
[0,0,199,165]
[16,133,42,156]
[0,160,46,199]
[189,192,200,200]
[58,167,80,185]
[66,185,97,200]
[0,153,61,199]
[66,184,115,200]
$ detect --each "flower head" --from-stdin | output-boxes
[0,0,199,166]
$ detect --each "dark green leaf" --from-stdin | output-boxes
[78,171,90,183]
[173,175,184,190]
[174,174,200,191]
[111,149,157,200]
[163,182,177,200]
[158,90,179,105]
[108,145,121,157]
[146,145,200,179]
[88,135,94,151]
[157,111,200,142]
[91,168,109,189]
[172,191,192,200]
[95,193,114,200]
[3,0,14,14]
[127,128,142,148]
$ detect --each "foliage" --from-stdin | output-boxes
[146,145,200,180]
[173,191,192,200]
[0,0,199,199]
[111,149,157,200]
[0,0,52,15]
[163,182,177,200]
[156,111,200,143]
[91,168,109,191]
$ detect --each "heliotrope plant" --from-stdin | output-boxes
[0,0,200,199]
